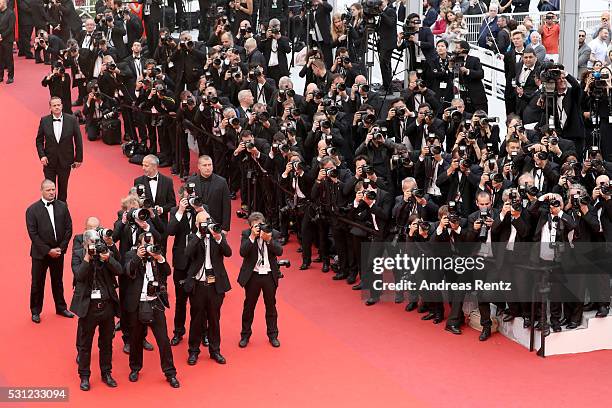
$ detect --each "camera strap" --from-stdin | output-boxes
[257,239,267,267]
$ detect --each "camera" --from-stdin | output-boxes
[257,223,273,233]
[279,88,296,100]
[365,190,377,200]
[362,113,376,125]
[325,168,339,178]
[600,182,612,196]
[198,221,222,235]
[145,244,162,254]
[357,84,370,93]
[229,117,240,127]
[188,196,203,208]
[245,141,255,149]
[127,208,150,223]
[336,82,347,92]
[325,105,340,116]
[391,154,412,167]
[97,228,113,240]
[136,184,154,209]
[87,240,109,257]
[360,165,374,176]
[571,193,589,208]
[256,111,270,122]
[248,68,263,81]
[106,62,117,71]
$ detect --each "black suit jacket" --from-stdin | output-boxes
[183,233,232,294]
[35,113,83,168]
[310,1,333,45]
[459,55,487,107]
[258,36,291,77]
[124,253,171,313]
[133,173,176,222]
[166,207,195,271]
[378,6,397,52]
[112,216,162,262]
[237,229,283,287]
[185,173,232,231]
[69,255,123,318]
[26,199,73,260]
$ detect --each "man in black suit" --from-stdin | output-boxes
[309,0,333,68]
[549,70,585,156]
[259,19,291,87]
[404,104,446,151]
[183,211,232,365]
[454,41,488,113]
[377,0,397,92]
[139,0,162,54]
[0,0,16,84]
[186,155,232,232]
[70,229,122,391]
[170,32,206,96]
[17,0,36,59]
[134,154,176,250]
[503,30,526,115]
[75,18,98,50]
[247,66,277,106]
[25,179,74,323]
[124,233,180,388]
[237,212,284,348]
[397,14,435,74]
[513,47,540,117]
[35,97,83,203]
[98,8,128,60]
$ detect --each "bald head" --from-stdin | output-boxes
[84,216,101,231]
[40,179,56,201]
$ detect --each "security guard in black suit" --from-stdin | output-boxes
[70,229,122,391]
[237,212,284,348]
[183,211,232,366]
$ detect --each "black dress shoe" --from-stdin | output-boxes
[558,318,568,326]
[269,338,281,348]
[187,352,198,365]
[170,335,182,346]
[299,262,310,270]
[143,339,154,351]
[596,306,609,318]
[332,273,347,280]
[583,302,596,312]
[202,335,209,347]
[417,305,428,313]
[502,315,515,323]
[210,352,226,364]
[552,324,562,333]
[565,321,579,330]
[422,312,436,321]
[322,261,330,273]
[432,315,444,324]
[346,277,356,285]
[394,292,405,304]
[239,337,249,348]
[128,371,139,382]
[101,373,117,387]
[80,376,90,391]
[523,317,532,328]
[352,283,363,290]
[445,325,462,335]
[123,343,130,354]
[405,302,417,312]
[365,297,379,306]
[32,314,41,323]
[313,256,323,263]
[57,310,75,318]
[6,78,13,84]
[479,326,492,341]
[167,376,180,388]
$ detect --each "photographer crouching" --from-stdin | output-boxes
[124,232,179,388]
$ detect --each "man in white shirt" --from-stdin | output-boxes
[588,27,609,68]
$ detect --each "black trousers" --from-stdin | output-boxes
[144,17,160,55]
[315,41,333,70]
[0,41,14,79]
[331,224,350,276]
[30,255,68,315]
[197,0,211,40]
[188,281,224,355]
[241,273,278,340]
[86,120,101,141]
[43,165,71,203]
[266,65,285,88]
[349,234,367,281]
[175,131,190,177]
[77,300,115,377]
[378,48,394,91]
[18,24,34,57]
[172,268,191,337]
[128,302,176,377]
[301,213,328,263]
[118,275,131,343]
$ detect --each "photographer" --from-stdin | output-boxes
[259,18,291,87]
[582,66,612,160]
[247,64,277,106]
[139,0,163,54]
[166,184,206,346]
[140,80,177,162]
[41,61,72,113]
[62,39,89,107]
[171,31,206,95]
[477,3,499,51]
[237,212,284,348]
[112,195,161,352]
[404,104,445,151]
[377,0,397,92]
[33,29,66,66]
[429,39,454,104]
[513,47,541,117]
[175,90,198,179]
[503,30,526,115]
[397,14,434,75]
[279,152,313,244]
[70,229,123,391]
[590,174,612,318]
[414,135,448,205]
[451,40,488,113]
[401,75,441,118]
[308,0,334,69]
[124,232,179,388]
[97,8,128,60]
[355,124,399,181]
[346,3,366,64]
[232,129,271,215]
[436,148,480,217]
[82,80,120,141]
[183,210,232,366]
[442,98,472,149]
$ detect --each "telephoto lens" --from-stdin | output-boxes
[258,223,273,233]
[365,190,377,200]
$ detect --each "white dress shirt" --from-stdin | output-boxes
[140,261,158,301]
[52,114,63,143]
[269,39,279,67]
[41,198,57,240]
[540,212,563,261]
[251,237,271,274]
[148,172,159,201]
[195,233,214,280]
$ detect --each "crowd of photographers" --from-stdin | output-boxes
[13,0,612,349]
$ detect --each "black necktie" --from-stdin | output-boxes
[148,176,157,182]
[53,118,61,122]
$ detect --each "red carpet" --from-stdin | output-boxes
[1,58,611,408]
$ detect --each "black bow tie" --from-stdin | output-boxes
[515,51,523,56]
[134,56,140,60]
[148,176,157,182]
[46,201,55,207]
[524,67,532,71]
[53,118,62,122]
[558,93,566,97]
